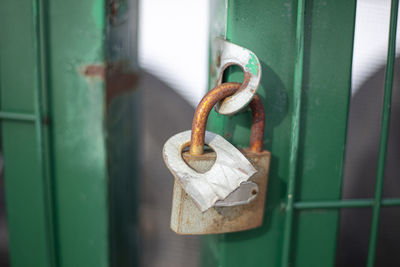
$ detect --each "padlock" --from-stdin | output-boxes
[163,83,271,234]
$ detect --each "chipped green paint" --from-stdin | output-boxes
[245,53,259,75]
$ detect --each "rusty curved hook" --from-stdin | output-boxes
[190,81,265,155]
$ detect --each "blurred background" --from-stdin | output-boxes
[0,0,399,266]
[140,1,400,265]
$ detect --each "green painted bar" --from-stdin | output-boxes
[2,123,52,267]
[0,111,37,122]
[203,1,356,267]
[0,0,54,265]
[366,0,399,266]
[295,199,374,209]
[47,1,109,266]
[294,198,400,209]
[33,0,57,265]
[0,5,36,113]
[290,1,356,266]
[382,198,400,206]
[281,0,306,266]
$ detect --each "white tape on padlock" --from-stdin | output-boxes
[163,130,257,212]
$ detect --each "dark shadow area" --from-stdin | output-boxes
[139,71,200,267]
[337,57,400,267]
[0,146,10,266]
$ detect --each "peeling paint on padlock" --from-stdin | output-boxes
[163,130,257,212]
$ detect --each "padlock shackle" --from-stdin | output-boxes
[190,82,265,155]
[249,94,265,153]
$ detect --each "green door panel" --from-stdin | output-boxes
[0,0,115,266]
[203,1,356,266]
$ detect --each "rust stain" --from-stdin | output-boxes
[108,0,119,25]
[42,116,50,126]
[106,63,138,106]
[111,0,118,17]
[216,51,221,67]
[83,63,138,107]
[83,65,106,79]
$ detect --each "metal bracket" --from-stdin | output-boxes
[209,0,261,115]
[210,38,262,115]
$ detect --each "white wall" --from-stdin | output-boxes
[138,0,209,107]
[138,0,400,105]
[352,0,400,94]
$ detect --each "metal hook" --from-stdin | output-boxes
[210,37,262,115]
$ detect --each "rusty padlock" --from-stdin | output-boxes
[163,82,271,235]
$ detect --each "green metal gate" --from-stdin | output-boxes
[203,0,400,267]
[1,0,400,267]
[0,0,139,266]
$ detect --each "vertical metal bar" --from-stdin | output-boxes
[33,0,56,265]
[366,0,399,266]
[281,0,306,266]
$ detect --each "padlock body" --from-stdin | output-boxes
[170,149,270,234]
